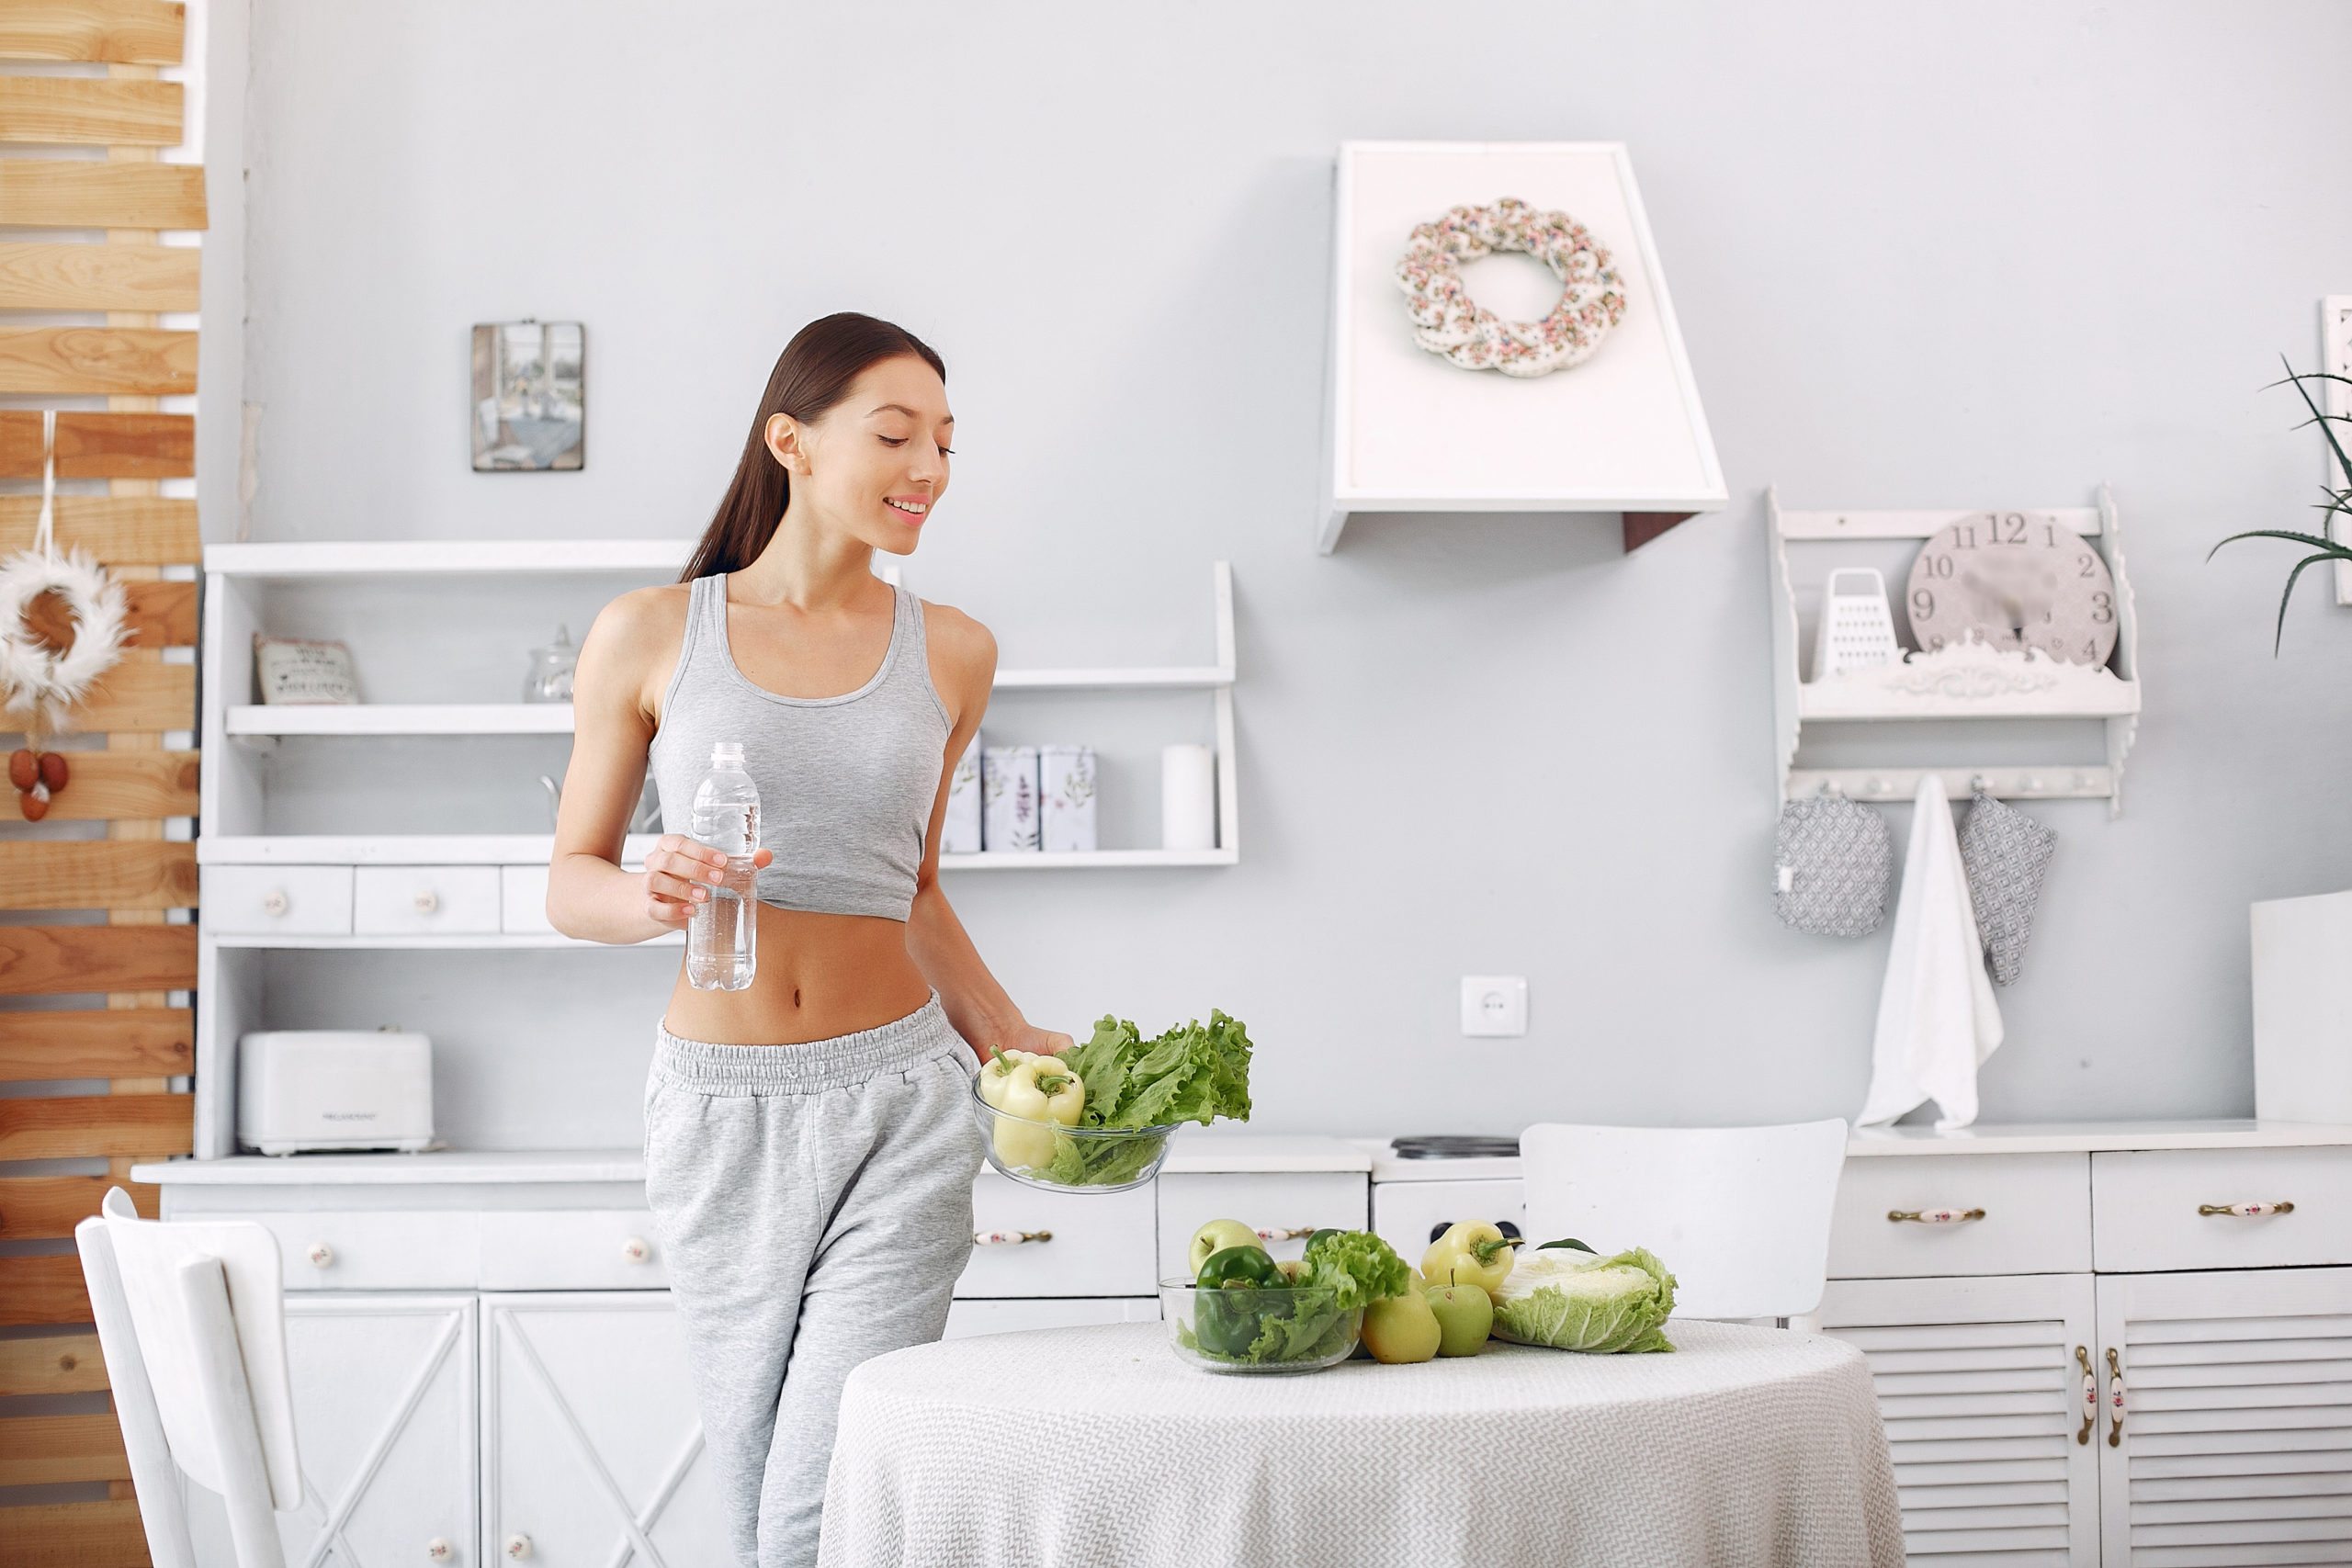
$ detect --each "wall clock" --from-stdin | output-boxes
[1904,511,2119,667]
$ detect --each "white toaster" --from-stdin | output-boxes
[237,1029,435,1156]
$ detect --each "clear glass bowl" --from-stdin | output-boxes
[968,1075,1182,1193]
[1159,1277,1363,1373]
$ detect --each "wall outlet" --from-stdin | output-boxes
[1460,976,1528,1037]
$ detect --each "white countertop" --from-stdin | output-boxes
[131,1120,2352,1189]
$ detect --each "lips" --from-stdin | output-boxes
[885,497,929,523]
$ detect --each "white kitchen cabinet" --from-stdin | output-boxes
[1820,1273,2101,1564]
[1155,1171,1368,1280]
[481,1291,731,1568]
[945,1295,1162,1338]
[2095,1266,2352,1568]
[187,1293,478,1568]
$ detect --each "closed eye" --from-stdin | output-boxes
[879,436,955,455]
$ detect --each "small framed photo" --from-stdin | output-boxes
[254,633,359,705]
[471,321,584,471]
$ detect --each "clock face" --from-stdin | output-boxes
[1904,512,2120,667]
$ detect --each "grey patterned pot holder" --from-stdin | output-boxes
[1772,793,1895,937]
[1958,789,2057,987]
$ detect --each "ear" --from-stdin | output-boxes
[763,412,811,475]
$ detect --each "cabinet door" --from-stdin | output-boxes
[2096,1266,2352,1568]
[188,1293,477,1567]
[481,1292,729,1568]
[1820,1274,2099,1565]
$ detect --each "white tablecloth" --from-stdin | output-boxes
[819,1317,1904,1568]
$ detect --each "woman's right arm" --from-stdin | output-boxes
[546,588,750,943]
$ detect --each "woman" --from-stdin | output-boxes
[547,311,1071,1568]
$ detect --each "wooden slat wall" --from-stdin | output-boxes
[2,8,198,1559]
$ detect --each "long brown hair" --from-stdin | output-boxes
[681,312,947,581]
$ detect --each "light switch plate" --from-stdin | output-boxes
[1460,976,1528,1037]
[2328,296,2352,606]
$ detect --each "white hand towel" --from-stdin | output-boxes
[1857,775,2004,1130]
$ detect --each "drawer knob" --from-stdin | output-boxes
[504,1534,532,1559]
[1886,1207,1985,1224]
[2198,1200,2295,1218]
[1255,1225,1317,1241]
[426,1540,451,1562]
[621,1235,651,1263]
[262,888,289,917]
[973,1228,1052,1247]
[413,889,440,915]
[306,1242,334,1269]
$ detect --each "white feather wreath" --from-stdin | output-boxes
[0,543,129,735]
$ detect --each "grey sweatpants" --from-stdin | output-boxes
[643,989,985,1568]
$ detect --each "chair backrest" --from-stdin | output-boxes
[1519,1120,1849,1321]
[74,1187,301,1568]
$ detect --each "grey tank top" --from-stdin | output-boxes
[649,571,951,921]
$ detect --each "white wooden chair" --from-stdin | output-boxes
[1518,1120,1850,1328]
[74,1186,303,1568]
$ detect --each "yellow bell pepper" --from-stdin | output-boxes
[1422,1221,1521,1295]
[990,1055,1084,1169]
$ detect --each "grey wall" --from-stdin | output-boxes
[235,0,2352,1135]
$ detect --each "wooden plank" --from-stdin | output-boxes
[0,159,204,229]
[0,239,198,311]
[0,1413,130,1485]
[0,76,179,145]
[0,842,196,910]
[0,1093,190,1159]
[0,1330,107,1394]
[0,923,194,994]
[38,660,194,732]
[0,1253,92,1325]
[0,410,194,479]
[0,751,196,822]
[0,327,196,395]
[0,494,198,563]
[0,1176,156,1240]
[119,578,196,646]
[0,1499,148,1568]
[0,1007,190,1081]
[0,1,185,65]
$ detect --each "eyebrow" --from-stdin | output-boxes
[870,403,954,425]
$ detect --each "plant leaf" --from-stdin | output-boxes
[2278,355,2352,497]
[2206,527,2352,562]
[2272,551,2341,654]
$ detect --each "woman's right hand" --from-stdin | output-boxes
[644,834,775,927]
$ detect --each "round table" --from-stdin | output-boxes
[818,1317,1904,1567]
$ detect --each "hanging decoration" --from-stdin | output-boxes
[0,411,130,818]
[1393,196,1628,377]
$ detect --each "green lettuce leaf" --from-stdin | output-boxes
[1063,1010,1253,1131]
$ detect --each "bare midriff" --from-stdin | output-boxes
[660,904,932,1045]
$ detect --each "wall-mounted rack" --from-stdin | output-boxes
[1768,487,2143,817]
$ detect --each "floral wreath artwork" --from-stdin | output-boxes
[0,412,130,817]
[1393,196,1628,378]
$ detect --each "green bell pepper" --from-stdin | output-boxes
[1193,1245,1284,1358]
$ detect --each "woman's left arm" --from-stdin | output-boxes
[906,604,1077,1064]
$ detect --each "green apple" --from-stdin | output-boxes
[1187,1218,1262,1278]
[1360,1291,1442,1364]
[1426,1282,1493,1357]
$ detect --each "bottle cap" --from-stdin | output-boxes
[710,740,745,765]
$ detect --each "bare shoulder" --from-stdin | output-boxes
[920,598,998,682]
[581,582,693,720]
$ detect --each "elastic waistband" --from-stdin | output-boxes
[652,990,961,1094]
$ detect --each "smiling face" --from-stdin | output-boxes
[765,353,953,556]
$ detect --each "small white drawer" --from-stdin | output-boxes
[480,1210,670,1290]
[2093,1147,2352,1272]
[1156,1172,1368,1282]
[956,1177,1157,1299]
[500,864,555,935]
[1829,1153,2089,1278]
[1369,1178,1526,1268]
[353,865,501,935]
[201,865,353,935]
[251,1210,481,1292]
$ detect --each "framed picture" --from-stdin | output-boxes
[471,320,584,471]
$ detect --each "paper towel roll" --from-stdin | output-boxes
[1161,743,1216,852]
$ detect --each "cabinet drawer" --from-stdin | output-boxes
[1830,1154,2089,1278]
[944,1296,1160,1339]
[480,1210,669,1290]
[250,1210,481,1291]
[1156,1172,1367,1281]
[201,865,353,935]
[501,864,555,935]
[353,865,501,934]
[2093,1147,2352,1272]
[1369,1178,1525,1267]
[956,1176,1157,1298]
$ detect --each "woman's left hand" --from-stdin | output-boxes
[1000,1022,1076,1060]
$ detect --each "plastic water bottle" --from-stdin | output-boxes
[685,740,760,990]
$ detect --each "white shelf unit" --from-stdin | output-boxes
[192,542,1241,1156]
[1768,488,2143,816]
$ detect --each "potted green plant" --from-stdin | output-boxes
[2209,355,2352,650]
